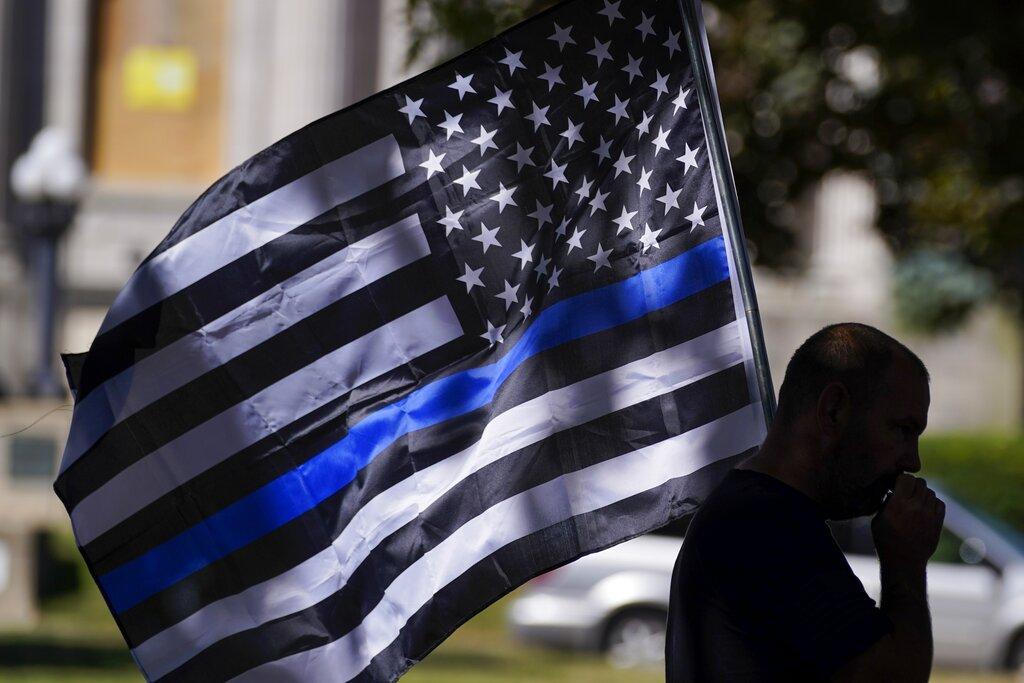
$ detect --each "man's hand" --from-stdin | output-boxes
[871,473,945,570]
[832,474,943,682]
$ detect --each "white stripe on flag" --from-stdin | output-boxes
[98,135,405,334]
[132,322,744,680]
[233,401,766,682]
[71,297,463,545]
[60,215,429,474]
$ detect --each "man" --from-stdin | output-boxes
[666,322,944,682]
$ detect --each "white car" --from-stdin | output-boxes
[507,485,1024,671]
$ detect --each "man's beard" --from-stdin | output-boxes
[823,432,898,520]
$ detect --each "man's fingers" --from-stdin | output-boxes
[893,473,917,499]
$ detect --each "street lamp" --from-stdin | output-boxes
[9,128,87,397]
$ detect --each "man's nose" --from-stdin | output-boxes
[901,442,922,474]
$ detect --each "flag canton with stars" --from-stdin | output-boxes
[392,0,711,348]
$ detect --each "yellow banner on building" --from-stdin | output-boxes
[122,46,197,111]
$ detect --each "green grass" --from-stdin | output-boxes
[1,579,1014,682]
[921,433,1024,533]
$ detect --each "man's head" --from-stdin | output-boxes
[775,323,930,519]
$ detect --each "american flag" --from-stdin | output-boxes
[55,0,768,679]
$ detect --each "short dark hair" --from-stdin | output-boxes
[775,323,929,425]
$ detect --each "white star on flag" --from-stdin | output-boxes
[454,165,481,195]
[521,295,534,318]
[640,222,662,252]
[588,38,612,67]
[419,150,445,177]
[574,177,594,201]
[499,49,525,75]
[528,200,553,228]
[677,143,700,173]
[481,320,505,345]
[590,188,609,216]
[593,136,613,162]
[664,29,681,58]
[637,166,653,196]
[508,143,536,171]
[448,73,475,100]
[490,183,518,213]
[622,54,643,83]
[685,202,707,230]
[495,280,521,309]
[657,183,682,214]
[438,207,465,235]
[438,111,464,139]
[525,102,550,131]
[576,79,599,108]
[457,263,485,292]
[588,242,614,272]
[613,151,635,177]
[608,95,630,124]
[488,87,514,114]
[399,96,426,124]
[539,63,564,91]
[612,206,637,234]
[636,13,656,42]
[474,222,502,252]
[535,253,552,278]
[545,160,568,188]
[651,127,671,156]
[566,226,587,253]
[471,126,498,154]
[560,118,585,149]
[548,265,563,290]
[672,87,690,115]
[598,0,624,25]
[549,23,575,50]
[650,71,670,98]
[636,110,653,136]
[512,239,534,268]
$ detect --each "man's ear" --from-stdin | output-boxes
[816,382,849,440]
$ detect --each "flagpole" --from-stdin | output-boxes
[677,0,777,427]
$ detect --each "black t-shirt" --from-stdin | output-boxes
[665,468,892,682]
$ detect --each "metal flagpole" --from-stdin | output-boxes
[677,0,777,427]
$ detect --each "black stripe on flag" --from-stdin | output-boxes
[158,362,751,681]
[57,255,447,510]
[353,450,754,683]
[112,279,735,645]
[72,166,440,404]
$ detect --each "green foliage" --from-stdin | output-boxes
[404,1,552,69]
[893,249,993,332]
[921,433,1024,533]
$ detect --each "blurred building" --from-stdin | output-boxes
[0,0,424,627]
[0,0,1019,626]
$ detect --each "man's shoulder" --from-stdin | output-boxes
[684,469,833,561]
[695,469,821,527]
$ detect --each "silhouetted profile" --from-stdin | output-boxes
[666,322,942,682]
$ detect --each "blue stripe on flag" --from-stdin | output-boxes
[99,236,730,613]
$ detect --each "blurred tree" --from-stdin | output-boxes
[405,0,1024,331]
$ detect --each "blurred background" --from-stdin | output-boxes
[0,0,1022,680]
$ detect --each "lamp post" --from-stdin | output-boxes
[9,128,87,397]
